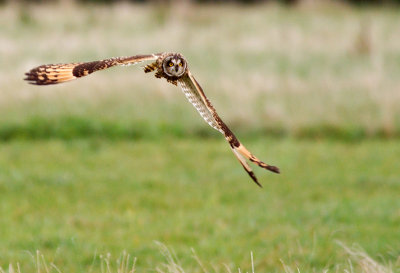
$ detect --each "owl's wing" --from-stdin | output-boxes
[178,70,279,187]
[24,54,161,85]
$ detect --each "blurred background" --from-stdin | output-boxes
[0,0,399,272]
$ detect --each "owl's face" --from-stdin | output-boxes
[162,54,187,78]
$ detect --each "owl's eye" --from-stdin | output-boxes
[169,62,174,67]
[178,63,182,66]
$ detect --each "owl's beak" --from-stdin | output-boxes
[175,65,179,72]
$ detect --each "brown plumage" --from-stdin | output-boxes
[25,54,161,85]
[24,52,279,187]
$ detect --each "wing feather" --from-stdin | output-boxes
[178,70,279,187]
[178,76,222,133]
[24,54,161,85]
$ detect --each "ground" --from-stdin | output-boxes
[1,138,399,272]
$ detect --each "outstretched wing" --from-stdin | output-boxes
[178,70,279,187]
[24,54,161,85]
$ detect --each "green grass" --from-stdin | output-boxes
[0,138,399,272]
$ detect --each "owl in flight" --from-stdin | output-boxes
[25,52,279,187]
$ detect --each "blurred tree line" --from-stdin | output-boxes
[3,0,400,5]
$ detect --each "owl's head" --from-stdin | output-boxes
[162,53,187,78]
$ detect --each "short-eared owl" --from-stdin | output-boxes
[25,52,279,187]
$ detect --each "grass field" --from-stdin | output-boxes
[0,2,399,272]
[1,138,399,272]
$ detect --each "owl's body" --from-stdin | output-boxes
[144,52,187,85]
[25,52,279,187]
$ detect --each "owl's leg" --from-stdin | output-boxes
[143,62,158,73]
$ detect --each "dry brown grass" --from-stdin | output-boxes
[1,243,396,273]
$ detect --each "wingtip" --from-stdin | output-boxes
[24,72,36,84]
[252,179,263,188]
[267,165,280,174]
[24,76,38,85]
[24,77,34,84]
[248,171,263,188]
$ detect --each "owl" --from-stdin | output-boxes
[24,52,279,187]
